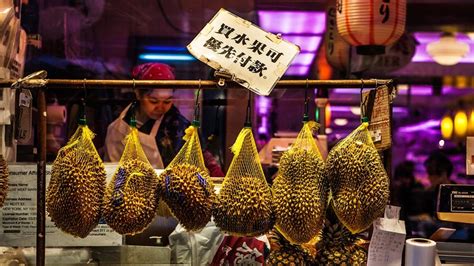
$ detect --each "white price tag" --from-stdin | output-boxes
[19,91,31,108]
[187,9,300,96]
[370,129,382,143]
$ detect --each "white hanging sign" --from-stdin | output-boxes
[0,164,123,247]
[187,8,300,96]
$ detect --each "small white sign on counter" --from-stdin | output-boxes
[0,164,122,247]
[187,8,300,96]
[367,205,406,266]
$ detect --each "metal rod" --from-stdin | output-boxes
[0,79,392,89]
[36,88,47,266]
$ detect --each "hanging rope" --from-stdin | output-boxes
[244,90,252,127]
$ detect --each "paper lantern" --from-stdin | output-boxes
[366,32,417,73]
[454,110,468,138]
[468,111,474,136]
[427,34,470,66]
[325,102,332,127]
[336,0,407,55]
[325,0,351,70]
[440,115,453,139]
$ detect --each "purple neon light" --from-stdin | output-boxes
[291,53,316,66]
[286,65,310,76]
[256,96,271,135]
[258,117,268,134]
[413,32,474,63]
[258,11,326,35]
[330,106,408,115]
[398,119,441,133]
[283,36,322,52]
[257,96,271,115]
[258,10,326,76]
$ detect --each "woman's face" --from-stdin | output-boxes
[137,89,173,120]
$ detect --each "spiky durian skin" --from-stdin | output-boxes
[326,140,389,233]
[273,148,327,244]
[0,155,8,208]
[159,163,215,231]
[46,147,106,238]
[214,176,274,237]
[102,159,159,235]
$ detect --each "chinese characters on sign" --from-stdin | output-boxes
[188,9,300,96]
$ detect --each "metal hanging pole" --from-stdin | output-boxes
[36,88,47,266]
[0,79,392,89]
[2,74,393,266]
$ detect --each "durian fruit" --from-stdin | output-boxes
[267,228,312,266]
[102,158,159,235]
[214,176,274,236]
[273,147,326,244]
[314,206,368,265]
[159,163,215,231]
[326,124,389,233]
[46,146,106,238]
[0,155,8,207]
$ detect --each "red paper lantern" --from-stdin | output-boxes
[336,0,407,55]
[325,0,351,71]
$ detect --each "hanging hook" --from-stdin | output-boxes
[303,79,309,122]
[78,78,87,125]
[83,78,87,100]
[192,79,202,127]
[244,88,252,128]
[132,78,136,91]
[360,79,369,123]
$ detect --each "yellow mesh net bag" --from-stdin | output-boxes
[0,154,8,208]
[102,126,159,235]
[325,122,389,234]
[214,127,274,236]
[159,124,215,231]
[46,124,106,238]
[272,121,327,244]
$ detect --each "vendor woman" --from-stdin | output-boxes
[104,62,223,176]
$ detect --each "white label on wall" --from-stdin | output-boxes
[0,164,122,247]
[187,8,300,96]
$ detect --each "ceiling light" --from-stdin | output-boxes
[325,128,333,134]
[438,139,445,148]
[350,107,361,116]
[334,118,348,126]
[427,34,470,66]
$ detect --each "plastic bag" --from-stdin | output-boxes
[325,122,389,233]
[272,121,327,244]
[46,125,106,238]
[102,127,159,235]
[214,127,274,236]
[159,125,215,231]
[0,154,8,207]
